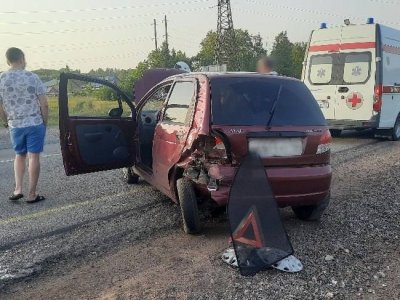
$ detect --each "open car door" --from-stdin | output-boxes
[59,73,137,176]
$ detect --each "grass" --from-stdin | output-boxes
[47,96,132,126]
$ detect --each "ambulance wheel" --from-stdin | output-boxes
[292,193,330,221]
[330,129,342,137]
[391,114,400,141]
[176,178,201,234]
[123,167,139,184]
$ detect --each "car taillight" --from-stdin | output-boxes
[316,130,332,154]
[206,136,228,160]
[373,85,383,112]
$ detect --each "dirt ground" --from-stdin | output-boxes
[1,137,399,300]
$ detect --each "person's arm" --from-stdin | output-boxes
[39,95,49,126]
[0,105,8,127]
[35,74,49,126]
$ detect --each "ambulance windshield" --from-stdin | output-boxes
[309,52,372,85]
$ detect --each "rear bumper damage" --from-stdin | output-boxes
[207,164,332,207]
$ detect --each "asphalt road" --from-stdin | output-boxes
[0,128,398,299]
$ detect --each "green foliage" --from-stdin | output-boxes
[233,30,267,71]
[47,96,132,126]
[291,42,307,79]
[270,31,294,77]
[193,31,218,69]
[31,28,307,118]
[33,69,61,82]
[147,42,191,69]
[193,30,267,71]
[270,32,307,78]
[94,87,118,101]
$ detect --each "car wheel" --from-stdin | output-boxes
[292,193,330,221]
[330,129,342,138]
[122,167,139,184]
[391,114,400,141]
[176,178,201,234]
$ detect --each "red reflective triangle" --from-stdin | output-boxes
[232,207,264,248]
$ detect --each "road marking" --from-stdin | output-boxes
[0,153,61,164]
[0,192,127,226]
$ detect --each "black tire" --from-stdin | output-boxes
[122,167,139,184]
[330,129,342,138]
[391,114,400,141]
[292,193,330,221]
[176,178,201,234]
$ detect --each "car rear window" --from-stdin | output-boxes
[309,55,333,85]
[210,77,326,126]
[308,52,372,85]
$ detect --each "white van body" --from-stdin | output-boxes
[303,22,400,139]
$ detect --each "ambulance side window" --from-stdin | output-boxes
[342,52,371,85]
[309,55,333,85]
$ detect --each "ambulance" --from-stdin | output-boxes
[302,18,400,140]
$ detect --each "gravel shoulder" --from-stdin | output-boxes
[1,139,399,299]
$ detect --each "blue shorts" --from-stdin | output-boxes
[10,124,46,155]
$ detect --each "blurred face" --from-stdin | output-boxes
[257,61,272,74]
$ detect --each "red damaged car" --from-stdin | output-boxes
[59,71,332,234]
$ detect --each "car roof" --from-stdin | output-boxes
[166,72,302,83]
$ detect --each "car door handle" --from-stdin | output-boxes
[338,87,349,93]
[66,132,73,147]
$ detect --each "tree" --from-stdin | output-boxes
[233,30,267,71]
[193,31,218,69]
[194,29,267,71]
[147,42,191,69]
[270,31,294,77]
[291,42,307,79]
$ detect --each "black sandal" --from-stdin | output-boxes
[26,195,45,204]
[9,194,24,201]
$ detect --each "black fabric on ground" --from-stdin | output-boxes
[228,152,293,276]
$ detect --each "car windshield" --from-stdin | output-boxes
[211,77,326,126]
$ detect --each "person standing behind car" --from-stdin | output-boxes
[0,47,48,203]
[257,56,278,75]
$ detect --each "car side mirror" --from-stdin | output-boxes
[108,107,123,118]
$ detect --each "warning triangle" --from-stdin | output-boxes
[232,206,264,248]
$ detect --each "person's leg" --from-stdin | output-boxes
[9,127,28,197]
[14,154,26,195]
[27,153,40,200]
[26,124,46,202]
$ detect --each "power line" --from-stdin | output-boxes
[21,37,153,51]
[25,38,153,54]
[368,0,399,4]
[245,0,400,26]
[0,0,212,15]
[0,7,213,36]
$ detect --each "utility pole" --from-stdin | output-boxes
[164,15,169,50]
[215,0,236,69]
[153,19,158,51]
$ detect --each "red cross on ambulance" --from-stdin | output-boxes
[346,92,363,110]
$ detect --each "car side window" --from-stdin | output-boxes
[162,81,195,125]
[142,84,172,112]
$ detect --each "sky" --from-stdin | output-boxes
[0,0,399,72]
